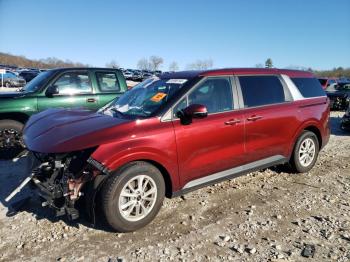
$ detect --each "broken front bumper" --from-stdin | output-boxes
[6,150,102,221]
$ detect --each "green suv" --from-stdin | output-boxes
[0,67,127,159]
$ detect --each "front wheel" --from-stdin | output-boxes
[0,120,25,160]
[100,161,165,232]
[289,131,319,173]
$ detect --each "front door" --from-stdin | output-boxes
[37,70,99,111]
[172,77,245,187]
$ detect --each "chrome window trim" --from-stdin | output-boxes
[280,74,304,100]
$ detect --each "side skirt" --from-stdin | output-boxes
[171,155,287,198]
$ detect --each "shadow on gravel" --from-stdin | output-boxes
[0,152,34,211]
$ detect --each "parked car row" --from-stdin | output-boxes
[120,68,161,82]
[4,67,331,233]
[0,71,26,87]
[325,81,350,110]
[18,70,40,83]
[0,66,44,87]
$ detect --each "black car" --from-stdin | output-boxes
[131,71,143,81]
[340,104,350,131]
[1,71,26,87]
[141,71,153,80]
[325,82,350,110]
[19,71,39,83]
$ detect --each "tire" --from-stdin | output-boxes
[0,120,25,160]
[289,131,319,173]
[100,161,165,232]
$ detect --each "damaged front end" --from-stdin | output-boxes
[10,147,108,221]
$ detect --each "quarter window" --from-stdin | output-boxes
[53,72,92,95]
[96,72,121,92]
[291,77,326,98]
[238,75,288,107]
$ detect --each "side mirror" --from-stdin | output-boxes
[46,85,59,97]
[176,104,208,125]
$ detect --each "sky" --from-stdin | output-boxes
[0,0,349,70]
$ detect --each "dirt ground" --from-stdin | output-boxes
[0,112,349,262]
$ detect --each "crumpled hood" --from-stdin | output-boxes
[24,108,132,153]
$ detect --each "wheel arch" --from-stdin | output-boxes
[141,159,173,198]
[90,159,174,199]
[0,112,30,124]
[303,125,322,149]
[85,159,174,225]
[287,122,323,160]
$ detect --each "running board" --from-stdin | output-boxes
[172,155,287,197]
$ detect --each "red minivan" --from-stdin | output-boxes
[7,68,330,232]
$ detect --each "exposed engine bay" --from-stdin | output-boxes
[13,148,103,220]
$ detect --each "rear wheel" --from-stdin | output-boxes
[289,131,319,173]
[0,120,25,160]
[100,161,165,232]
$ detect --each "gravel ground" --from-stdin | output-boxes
[0,112,349,262]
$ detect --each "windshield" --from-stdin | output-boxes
[21,70,54,92]
[99,77,188,117]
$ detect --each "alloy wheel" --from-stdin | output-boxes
[118,175,157,222]
[298,138,316,167]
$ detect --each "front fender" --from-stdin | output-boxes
[0,97,38,115]
[91,139,180,192]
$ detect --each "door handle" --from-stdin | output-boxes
[87,98,97,103]
[224,119,241,125]
[247,115,263,121]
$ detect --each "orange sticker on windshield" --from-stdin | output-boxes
[150,92,167,102]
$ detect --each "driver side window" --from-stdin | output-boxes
[173,77,233,118]
[53,72,92,95]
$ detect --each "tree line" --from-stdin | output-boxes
[0,52,90,69]
[1,52,349,78]
[124,56,213,71]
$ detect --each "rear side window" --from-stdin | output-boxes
[238,75,289,107]
[291,78,326,98]
[96,72,121,92]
